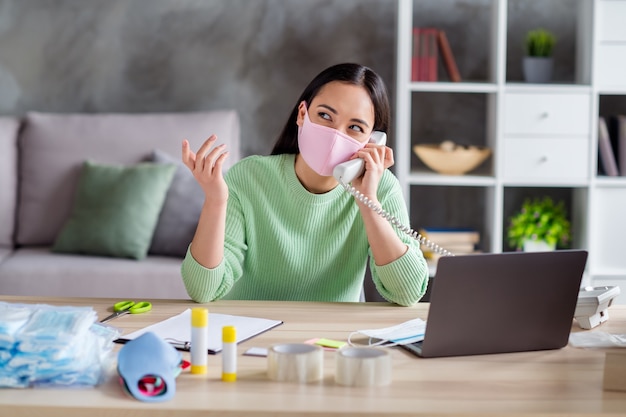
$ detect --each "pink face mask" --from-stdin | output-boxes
[297,107,366,176]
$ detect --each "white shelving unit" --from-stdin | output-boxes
[395,0,626,303]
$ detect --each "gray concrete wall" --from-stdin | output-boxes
[0,0,397,156]
[0,0,577,157]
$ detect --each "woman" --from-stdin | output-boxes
[181,62,428,306]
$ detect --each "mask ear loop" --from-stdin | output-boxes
[348,331,398,348]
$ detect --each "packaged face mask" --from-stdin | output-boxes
[348,318,426,347]
[0,302,33,350]
[17,305,96,353]
[0,303,119,389]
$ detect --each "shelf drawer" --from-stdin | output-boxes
[503,93,591,136]
[596,44,626,88]
[598,0,626,41]
[502,137,588,181]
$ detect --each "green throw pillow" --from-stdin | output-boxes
[52,160,176,260]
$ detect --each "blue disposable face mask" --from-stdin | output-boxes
[348,318,426,347]
[117,332,183,402]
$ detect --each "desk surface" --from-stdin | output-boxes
[1,296,625,417]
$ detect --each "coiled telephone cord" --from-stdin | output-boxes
[339,180,454,258]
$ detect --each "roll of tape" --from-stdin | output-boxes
[267,343,323,383]
[335,347,391,387]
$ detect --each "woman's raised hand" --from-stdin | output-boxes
[182,135,229,204]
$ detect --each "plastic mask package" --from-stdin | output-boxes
[348,318,426,347]
[569,331,626,348]
[0,301,120,388]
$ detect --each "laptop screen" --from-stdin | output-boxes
[409,250,587,358]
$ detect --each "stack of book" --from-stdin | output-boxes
[419,227,480,262]
[598,115,626,177]
[411,28,461,82]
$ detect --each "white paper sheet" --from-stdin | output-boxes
[118,309,282,353]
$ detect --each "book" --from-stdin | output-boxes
[608,116,621,174]
[612,115,626,176]
[419,28,429,81]
[437,30,461,82]
[411,28,421,81]
[411,28,438,82]
[420,227,480,245]
[598,116,619,176]
[435,242,477,253]
[117,309,283,354]
[425,28,438,82]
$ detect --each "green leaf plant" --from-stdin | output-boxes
[507,197,571,251]
[525,28,556,57]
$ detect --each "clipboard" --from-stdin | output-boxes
[115,308,283,354]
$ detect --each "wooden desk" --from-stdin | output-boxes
[1,296,625,417]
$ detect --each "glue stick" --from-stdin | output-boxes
[190,307,208,374]
[222,325,237,381]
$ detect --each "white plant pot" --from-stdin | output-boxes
[523,239,556,252]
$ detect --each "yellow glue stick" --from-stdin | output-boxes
[222,325,237,382]
[190,308,208,374]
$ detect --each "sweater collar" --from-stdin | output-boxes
[283,154,346,204]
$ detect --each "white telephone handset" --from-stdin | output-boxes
[334,131,453,258]
[332,131,387,184]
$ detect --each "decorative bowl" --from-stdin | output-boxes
[413,141,491,175]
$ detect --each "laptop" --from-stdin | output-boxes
[402,250,588,358]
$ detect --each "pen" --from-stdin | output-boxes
[169,341,191,351]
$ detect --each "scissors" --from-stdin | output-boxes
[100,300,152,323]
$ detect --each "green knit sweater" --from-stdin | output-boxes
[181,154,428,306]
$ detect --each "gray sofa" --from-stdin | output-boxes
[0,110,240,299]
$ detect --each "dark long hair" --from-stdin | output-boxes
[270,63,391,155]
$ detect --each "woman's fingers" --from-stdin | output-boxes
[358,144,385,169]
[194,135,218,162]
[182,136,229,204]
[181,139,196,170]
[213,149,230,173]
[201,144,228,173]
[365,144,394,169]
[182,135,229,176]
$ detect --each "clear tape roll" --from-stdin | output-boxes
[267,343,323,383]
[335,347,391,387]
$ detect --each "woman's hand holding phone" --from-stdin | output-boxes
[351,145,391,198]
[349,138,393,203]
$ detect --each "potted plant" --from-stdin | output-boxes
[507,197,571,252]
[523,28,556,83]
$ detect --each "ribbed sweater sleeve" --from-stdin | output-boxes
[181,154,428,305]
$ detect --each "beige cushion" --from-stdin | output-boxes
[0,117,20,248]
[0,247,189,299]
[16,111,240,246]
